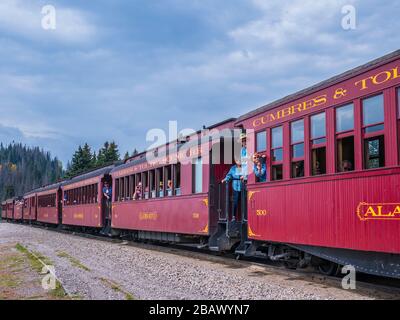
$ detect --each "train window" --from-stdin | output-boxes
[165,166,173,196]
[192,157,203,194]
[94,184,98,203]
[129,175,135,200]
[337,136,355,172]
[143,172,149,199]
[174,163,181,195]
[156,168,163,198]
[272,164,283,181]
[256,131,267,152]
[363,94,384,125]
[271,126,283,181]
[114,179,119,201]
[336,104,354,132]
[361,94,385,169]
[311,113,326,144]
[311,147,326,175]
[149,170,156,198]
[124,176,129,201]
[121,178,126,201]
[364,136,385,169]
[362,94,384,133]
[271,126,283,162]
[291,120,304,178]
[311,112,326,176]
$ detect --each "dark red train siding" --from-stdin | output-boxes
[238,52,400,255]
[63,203,102,227]
[36,190,59,224]
[6,200,13,219]
[62,177,103,228]
[13,202,23,221]
[112,194,209,235]
[248,168,400,253]
[23,195,37,221]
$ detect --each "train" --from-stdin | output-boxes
[2,50,400,279]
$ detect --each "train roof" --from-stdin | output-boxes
[62,165,115,187]
[236,49,400,123]
[24,190,37,197]
[111,129,222,174]
[35,182,62,194]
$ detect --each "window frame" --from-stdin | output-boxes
[361,92,385,170]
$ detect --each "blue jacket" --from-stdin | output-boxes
[224,165,245,192]
[254,163,267,182]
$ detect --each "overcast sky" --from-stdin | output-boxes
[0,0,399,165]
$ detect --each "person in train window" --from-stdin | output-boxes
[253,153,267,183]
[341,160,353,172]
[134,182,142,200]
[159,181,164,198]
[221,158,247,221]
[240,133,248,179]
[167,180,173,197]
[103,182,112,202]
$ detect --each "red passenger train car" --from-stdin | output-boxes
[13,198,24,221]
[1,201,7,220]
[36,183,62,225]
[235,50,400,277]
[6,199,14,220]
[23,192,37,221]
[62,166,113,229]
[111,119,236,241]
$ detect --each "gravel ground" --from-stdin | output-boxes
[0,222,384,300]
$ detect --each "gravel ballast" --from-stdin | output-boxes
[0,223,382,300]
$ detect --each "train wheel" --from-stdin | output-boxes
[318,260,339,276]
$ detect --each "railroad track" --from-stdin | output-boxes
[6,220,400,300]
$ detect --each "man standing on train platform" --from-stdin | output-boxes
[221,158,247,221]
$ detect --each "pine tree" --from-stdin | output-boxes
[106,141,120,163]
[124,151,130,160]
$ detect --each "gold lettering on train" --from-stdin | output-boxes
[252,95,327,127]
[256,209,268,216]
[73,213,84,220]
[355,66,400,90]
[357,203,400,221]
[139,212,158,221]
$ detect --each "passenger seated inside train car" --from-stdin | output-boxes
[167,180,173,197]
[221,157,247,221]
[134,182,142,200]
[159,181,164,198]
[253,153,267,183]
[341,160,353,172]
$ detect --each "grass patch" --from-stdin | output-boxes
[100,277,135,300]
[15,243,69,299]
[0,273,20,289]
[57,251,91,272]
[15,243,53,273]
